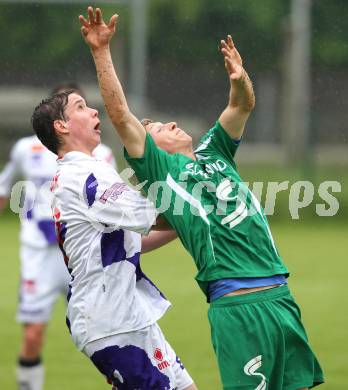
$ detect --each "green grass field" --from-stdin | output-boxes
[0,214,347,389]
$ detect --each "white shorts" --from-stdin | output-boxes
[17,244,70,323]
[83,323,194,390]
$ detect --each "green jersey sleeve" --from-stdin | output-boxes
[194,121,241,163]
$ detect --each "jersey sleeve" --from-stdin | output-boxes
[0,141,22,197]
[78,164,157,235]
[194,121,241,163]
[124,133,179,190]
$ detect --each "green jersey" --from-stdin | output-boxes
[125,121,288,298]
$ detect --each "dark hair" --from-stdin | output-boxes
[31,91,74,155]
[141,118,153,128]
[51,82,85,98]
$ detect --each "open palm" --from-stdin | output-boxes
[220,35,244,81]
[79,7,118,50]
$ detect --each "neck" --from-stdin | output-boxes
[179,145,196,160]
[184,151,196,160]
[58,144,93,158]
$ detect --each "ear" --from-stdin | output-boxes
[54,119,69,136]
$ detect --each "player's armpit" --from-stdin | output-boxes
[152,215,172,231]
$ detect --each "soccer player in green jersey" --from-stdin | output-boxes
[80,7,324,389]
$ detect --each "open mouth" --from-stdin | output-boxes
[94,122,101,132]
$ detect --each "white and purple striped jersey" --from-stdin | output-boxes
[51,151,170,350]
[0,135,115,249]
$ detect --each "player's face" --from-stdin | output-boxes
[63,93,101,152]
[144,120,192,154]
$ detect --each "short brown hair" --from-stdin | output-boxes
[140,118,153,128]
[31,90,74,155]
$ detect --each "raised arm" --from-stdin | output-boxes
[79,7,146,157]
[218,35,255,140]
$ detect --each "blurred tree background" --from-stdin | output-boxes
[0,0,347,194]
[0,4,347,390]
[0,3,129,83]
[1,1,347,78]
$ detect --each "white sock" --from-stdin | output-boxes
[17,361,44,390]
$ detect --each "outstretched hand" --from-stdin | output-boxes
[79,6,118,50]
[220,35,244,81]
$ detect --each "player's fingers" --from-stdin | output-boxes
[233,46,243,65]
[226,36,243,65]
[227,35,235,49]
[237,49,243,64]
[81,26,88,37]
[87,6,95,24]
[224,57,235,74]
[221,41,234,60]
[95,7,102,24]
[220,40,228,51]
[108,14,118,30]
[221,47,233,60]
[79,15,89,28]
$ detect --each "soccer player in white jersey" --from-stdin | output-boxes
[30,88,198,390]
[0,84,116,390]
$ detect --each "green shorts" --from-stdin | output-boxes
[208,285,324,390]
